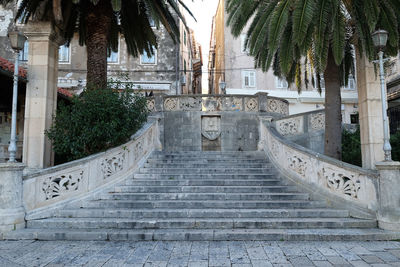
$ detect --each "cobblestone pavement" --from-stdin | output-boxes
[0,240,399,267]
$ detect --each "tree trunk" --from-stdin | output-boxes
[86,0,112,89]
[324,50,342,160]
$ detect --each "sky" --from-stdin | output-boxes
[182,0,220,93]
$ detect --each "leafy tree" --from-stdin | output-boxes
[1,0,193,88]
[226,0,400,160]
[45,84,148,161]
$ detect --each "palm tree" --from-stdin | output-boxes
[226,0,400,160]
[1,0,193,89]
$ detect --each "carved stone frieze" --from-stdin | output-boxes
[245,98,258,111]
[42,170,84,200]
[179,97,202,111]
[319,167,361,198]
[164,98,178,111]
[286,152,307,177]
[309,112,325,131]
[267,99,289,115]
[271,140,280,159]
[100,152,125,179]
[202,97,222,111]
[221,97,243,111]
[147,99,155,112]
[134,140,143,161]
[276,117,302,136]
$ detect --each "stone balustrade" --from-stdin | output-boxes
[22,119,160,220]
[260,117,379,218]
[146,94,289,116]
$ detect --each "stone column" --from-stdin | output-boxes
[256,92,268,112]
[21,22,60,169]
[375,161,400,231]
[0,163,25,234]
[356,52,385,169]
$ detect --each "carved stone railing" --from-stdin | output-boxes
[260,117,379,218]
[23,119,160,219]
[273,110,326,154]
[146,94,289,117]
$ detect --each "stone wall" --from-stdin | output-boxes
[147,93,289,152]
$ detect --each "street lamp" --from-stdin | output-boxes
[219,80,226,95]
[372,29,392,161]
[7,30,27,162]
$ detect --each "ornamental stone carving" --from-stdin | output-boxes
[221,97,243,111]
[147,99,155,112]
[179,97,202,111]
[201,116,221,141]
[319,167,361,198]
[286,152,307,177]
[164,98,178,111]
[134,140,143,161]
[309,112,325,131]
[202,97,221,111]
[100,152,125,179]
[42,170,84,200]
[276,117,302,136]
[271,140,280,159]
[245,98,258,111]
[267,99,289,115]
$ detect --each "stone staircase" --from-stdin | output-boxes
[5,151,400,241]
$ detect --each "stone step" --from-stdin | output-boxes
[132,174,277,179]
[149,155,268,160]
[112,185,298,193]
[143,162,273,168]
[80,200,326,209]
[6,228,399,241]
[139,168,272,174]
[56,208,350,219]
[123,179,284,186]
[146,158,269,164]
[152,151,266,156]
[97,192,310,201]
[26,217,377,230]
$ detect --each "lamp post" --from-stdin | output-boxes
[219,80,226,95]
[372,29,392,161]
[7,31,27,163]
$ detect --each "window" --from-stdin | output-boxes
[345,74,356,90]
[242,70,256,88]
[140,47,157,65]
[19,41,29,61]
[275,77,288,89]
[240,34,249,54]
[107,50,119,63]
[350,113,359,124]
[58,45,70,63]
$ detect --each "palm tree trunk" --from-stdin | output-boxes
[324,50,342,160]
[86,0,112,89]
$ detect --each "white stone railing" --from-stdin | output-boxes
[23,119,160,218]
[260,118,379,217]
[274,110,325,136]
[146,94,289,116]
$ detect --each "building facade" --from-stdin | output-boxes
[208,0,359,124]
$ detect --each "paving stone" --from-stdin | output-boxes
[349,245,374,255]
[209,257,231,266]
[144,261,168,267]
[317,246,339,257]
[374,251,400,262]
[370,264,392,267]
[349,260,372,267]
[389,249,400,259]
[251,259,273,267]
[247,246,268,259]
[326,256,349,265]
[263,246,289,264]
[272,264,293,267]
[288,256,314,266]
[312,261,333,267]
[359,255,384,263]
[302,247,326,261]
[187,261,208,267]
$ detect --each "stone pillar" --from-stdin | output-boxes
[22,22,60,169]
[256,92,268,112]
[0,163,25,234]
[356,52,385,169]
[375,161,400,231]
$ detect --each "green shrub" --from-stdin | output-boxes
[342,126,400,166]
[342,126,362,167]
[46,87,148,162]
[390,131,400,161]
